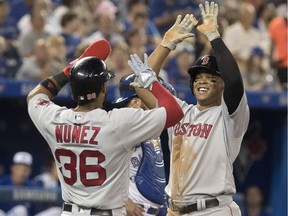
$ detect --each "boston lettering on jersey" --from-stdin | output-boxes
[174,122,213,138]
[55,124,100,144]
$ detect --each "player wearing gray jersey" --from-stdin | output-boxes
[135,1,250,215]
[26,40,184,216]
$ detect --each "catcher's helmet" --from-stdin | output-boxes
[112,74,177,106]
[112,73,137,105]
[70,56,115,104]
[188,55,221,83]
[157,77,177,96]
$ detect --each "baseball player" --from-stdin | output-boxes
[26,39,184,215]
[135,1,250,215]
[112,74,178,216]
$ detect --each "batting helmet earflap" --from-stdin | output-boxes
[188,55,221,83]
[69,56,115,105]
[112,73,137,105]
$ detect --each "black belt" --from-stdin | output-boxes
[138,204,160,215]
[63,203,112,216]
[168,198,219,214]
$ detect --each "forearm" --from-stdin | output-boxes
[135,88,157,108]
[150,82,183,128]
[148,44,171,76]
[211,38,244,113]
[150,14,195,73]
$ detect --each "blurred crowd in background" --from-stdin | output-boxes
[0,0,287,92]
[0,0,287,215]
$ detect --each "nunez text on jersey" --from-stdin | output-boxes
[55,124,100,145]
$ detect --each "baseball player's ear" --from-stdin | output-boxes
[130,98,141,109]
[101,84,108,93]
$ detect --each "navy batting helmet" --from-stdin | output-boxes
[112,73,137,105]
[188,55,221,83]
[70,56,115,104]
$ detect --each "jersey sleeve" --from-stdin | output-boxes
[222,93,250,138]
[222,93,250,161]
[174,97,194,112]
[27,94,65,139]
[109,107,167,151]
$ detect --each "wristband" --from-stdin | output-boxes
[40,78,59,97]
[205,31,221,41]
[40,72,69,97]
[161,40,176,51]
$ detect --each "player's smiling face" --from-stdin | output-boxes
[192,71,224,108]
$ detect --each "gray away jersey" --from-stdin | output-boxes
[28,94,166,209]
[166,94,249,201]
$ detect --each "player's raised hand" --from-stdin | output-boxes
[63,39,111,77]
[161,14,195,50]
[193,1,220,41]
[128,53,158,89]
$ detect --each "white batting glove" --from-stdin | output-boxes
[128,53,158,89]
[192,1,220,41]
[161,14,195,50]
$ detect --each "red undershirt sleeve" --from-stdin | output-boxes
[150,81,184,128]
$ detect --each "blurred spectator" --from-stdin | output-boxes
[221,1,239,26]
[45,35,67,71]
[15,38,59,80]
[80,0,102,22]
[0,151,39,216]
[79,0,103,34]
[106,41,131,87]
[0,151,34,185]
[52,0,78,30]
[242,47,271,91]
[0,0,20,42]
[223,2,266,72]
[0,36,22,78]
[124,26,171,81]
[84,0,125,46]
[253,3,276,37]
[268,14,287,90]
[60,10,83,62]
[148,0,198,36]
[125,27,148,59]
[123,0,161,52]
[275,0,287,18]
[165,43,195,86]
[17,0,59,37]
[76,12,94,39]
[253,2,276,69]
[17,6,50,57]
[242,185,271,216]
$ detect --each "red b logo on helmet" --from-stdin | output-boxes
[201,56,210,65]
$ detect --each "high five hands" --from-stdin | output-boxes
[161,1,220,51]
